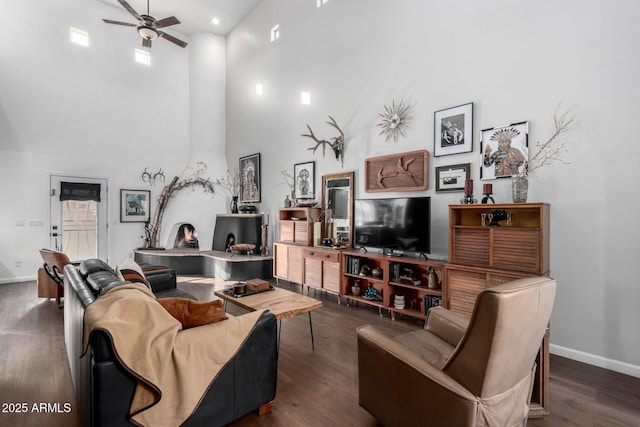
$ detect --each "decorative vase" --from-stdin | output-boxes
[394,294,405,310]
[284,195,292,208]
[230,196,239,213]
[512,176,529,203]
[351,280,361,296]
[427,268,439,289]
[371,267,383,278]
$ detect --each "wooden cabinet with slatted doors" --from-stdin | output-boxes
[278,207,320,246]
[448,203,549,274]
[274,243,304,286]
[446,203,551,417]
[303,247,341,302]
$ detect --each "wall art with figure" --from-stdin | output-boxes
[480,121,529,180]
[434,102,473,157]
[239,153,261,203]
[294,161,315,200]
[120,189,150,222]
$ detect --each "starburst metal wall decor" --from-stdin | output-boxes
[377,99,414,143]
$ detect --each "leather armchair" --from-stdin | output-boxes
[357,276,556,427]
[39,248,74,306]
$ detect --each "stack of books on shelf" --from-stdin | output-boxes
[423,294,442,314]
[345,255,362,275]
[389,263,400,282]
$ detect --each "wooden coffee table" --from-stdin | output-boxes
[215,286,323,349]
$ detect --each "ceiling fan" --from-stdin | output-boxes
[103,0,188,48]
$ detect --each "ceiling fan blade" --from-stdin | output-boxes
[155,16,180,29]
[159,31,188,48]
[102,19,136,27]
[118,0,142,20]
[142,38,152,48]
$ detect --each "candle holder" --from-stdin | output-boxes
[481,183,495,204]
[461,193,477,204]
[460,179,477,204]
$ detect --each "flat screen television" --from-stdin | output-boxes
[354,196,430,255]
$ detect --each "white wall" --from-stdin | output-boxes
[225,0,640,375]
[0,1,226,278]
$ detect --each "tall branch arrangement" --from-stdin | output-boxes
[214,169,241,198]
[281,170,297,205]
[520,105,578,177]
[143,162,215,248]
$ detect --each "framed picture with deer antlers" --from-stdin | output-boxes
[239,153,261,203]
[294,161,315,201]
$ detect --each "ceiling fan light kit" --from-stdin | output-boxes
[138,26,158,41]
[103,0,187,48]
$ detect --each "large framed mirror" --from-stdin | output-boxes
[322,171,354,247]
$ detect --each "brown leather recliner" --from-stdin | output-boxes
[39,248,73,306]
[357,276,556,427]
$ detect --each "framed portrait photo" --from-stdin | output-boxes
[120,189,150,222]
[434,102,473,157]
[294,161,315,200]
[480,121,529,180]
[435,163,471,192]
[239,153,261,203]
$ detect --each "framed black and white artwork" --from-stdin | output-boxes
[435,163,471,192]
[434,103,473,157]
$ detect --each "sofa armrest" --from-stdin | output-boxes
[357,324,478,426]
[145,268,177,292]
[424,306,469,347]
[89,310,278,427]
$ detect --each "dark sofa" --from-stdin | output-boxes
[63,259,278,427]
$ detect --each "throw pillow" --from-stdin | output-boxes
[116,258,151,289]
[157,298,228,329]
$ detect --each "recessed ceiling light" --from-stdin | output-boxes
[70,27,89,47]
[301,92,311,105]
[270,24,280,42]
[212,17,220,25]
[256,84,264,95]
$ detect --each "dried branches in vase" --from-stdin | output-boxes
[143,162,215,248]
[518,105,578,177]
[214,169,241,213]
[214,169,241,198]
[281,170,297,207]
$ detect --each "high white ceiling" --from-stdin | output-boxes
[98,0,262,36]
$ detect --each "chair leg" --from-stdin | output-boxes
[257,401,273,415]
[56,284,63,308]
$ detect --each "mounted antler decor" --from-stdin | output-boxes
[302,116,345,166]
[141,167,166,187]
[142,162,215,248]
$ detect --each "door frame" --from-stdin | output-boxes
[50,175,109,263]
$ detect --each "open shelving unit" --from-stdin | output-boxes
[341,251,446,321]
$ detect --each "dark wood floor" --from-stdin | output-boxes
[1,279,639,427]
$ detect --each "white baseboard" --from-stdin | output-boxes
[550,344,640,378]
[0,275,36,285]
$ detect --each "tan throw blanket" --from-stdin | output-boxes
[82,283,266,426]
